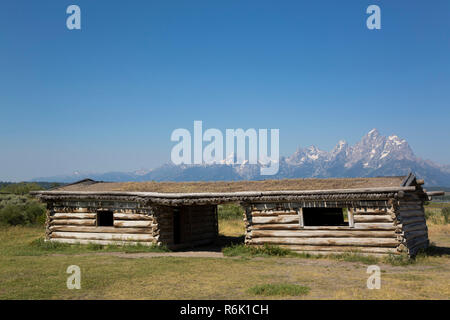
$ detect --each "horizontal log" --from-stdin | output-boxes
[406,236,429,248]
[52,232,154,242]
[252,215,299,224]
[251,230,396,238]
[113,213,153,220]
[252,210,297,217]
[352,208,393,214]
[289,250,392,257]
[52,213,96,219]
[353,215,393,223]
[400,216,426,226]
[277,245,399,254]
[404,230,428,242]
[50,219,96,226]
[398,204,422,210]
[49,238,155,246]
[250,224,302,230]
[249,224,398,231]
[399,210,425,218]
[250,237,399,247]
[49,225,153,234]
[52,208,91,213]
[114,220,152,228]
[402,222,427,233]
[354,223,395,230]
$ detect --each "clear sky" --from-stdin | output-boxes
[0,0,449,181]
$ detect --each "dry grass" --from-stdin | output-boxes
[0,214,449,299]
[54,177,405,193]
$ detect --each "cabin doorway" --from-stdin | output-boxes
[169,205,224,250]
[172,207,191,245]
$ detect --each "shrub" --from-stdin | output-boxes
[442,207,450,224]
[0,196,46,226]
[218,204,244,220]
[0,182,42,195]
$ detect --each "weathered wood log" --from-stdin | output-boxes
[277,244,399,254]
[51,213,96,219]
[399,210,425,218]
[113,213,153,220]
[49,238,155,246]
[402,222,428,233]
[52,207,91,213]
[250,223,303,230]
[52,232,154,242]
[405,235,429,248]
[426,191,445,197]
[249,237,399,247]
[398,204,422,210]
[252,215,299,224]
[353,215,393,223]
[251,230,396,238]
[250,224,399,231]
[113,220,152,228]
[49,225,153,234]
[352,208,393,214]
[404,230,428,242]
[398,216,426,225]
[354,223,396,230]
[289,250,393,257]
[50,219,96,226]
[252,210,297,217]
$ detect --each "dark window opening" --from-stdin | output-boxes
[173,208,181,244]
[97,210,114,226]
[303,207,348,226]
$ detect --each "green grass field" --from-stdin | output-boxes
[0,204,449,299]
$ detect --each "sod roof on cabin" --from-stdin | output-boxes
[52,176,407,194]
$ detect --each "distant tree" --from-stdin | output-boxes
[0,182,42,195]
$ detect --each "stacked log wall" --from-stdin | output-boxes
[244,202,404,256]
[395,192,429,256]
[47,200,157,246]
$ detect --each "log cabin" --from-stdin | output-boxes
[32,173,443,256]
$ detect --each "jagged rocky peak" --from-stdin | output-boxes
[331,140,348,154]
[381,134,415,161]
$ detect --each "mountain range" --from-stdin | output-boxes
[33,129,450,186]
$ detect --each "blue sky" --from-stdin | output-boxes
[0,0,449,181]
